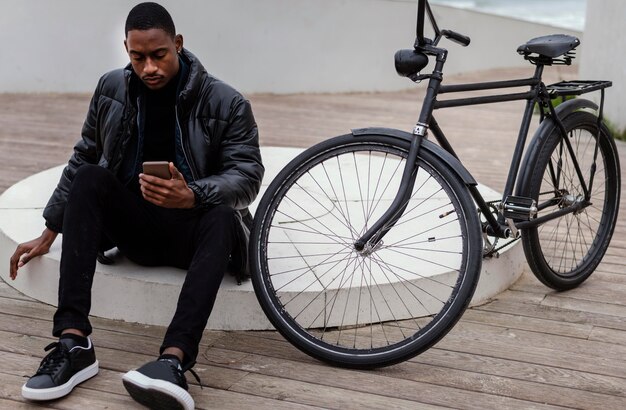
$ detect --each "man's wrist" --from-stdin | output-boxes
[41,228,59,245]
[185,187,197,208]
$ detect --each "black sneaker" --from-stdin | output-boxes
[122,356,199,410]
[22,336,99,401]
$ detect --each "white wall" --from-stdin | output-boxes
[0,0,581,94]
[580,0,626,130]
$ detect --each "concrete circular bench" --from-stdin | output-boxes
[0,147,526,330]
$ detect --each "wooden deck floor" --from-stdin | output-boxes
[1,66,625,409]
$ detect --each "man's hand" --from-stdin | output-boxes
[10,228,58,280]
[139,162,196,209]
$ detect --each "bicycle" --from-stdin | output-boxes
[249,0,621,369]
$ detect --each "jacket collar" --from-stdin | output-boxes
[176,48,205,110]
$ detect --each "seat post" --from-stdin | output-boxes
[533,64,544,81]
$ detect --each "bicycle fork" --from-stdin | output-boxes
[354,48,446,253]
[353,135,423,252]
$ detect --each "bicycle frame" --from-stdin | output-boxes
[355,0,602,252]
[433,65,599,231]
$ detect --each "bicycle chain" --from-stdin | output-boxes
[492,235,520,254]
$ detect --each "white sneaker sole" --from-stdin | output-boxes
[22,360,99,401]
[122,370,194,410]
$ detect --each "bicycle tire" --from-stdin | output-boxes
[520,111,621,290]
[249,134,482,368]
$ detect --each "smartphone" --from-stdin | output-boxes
[142,161,171,179]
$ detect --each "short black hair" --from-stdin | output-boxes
[125,2,176,38]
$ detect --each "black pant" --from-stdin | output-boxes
[52,165,236,364]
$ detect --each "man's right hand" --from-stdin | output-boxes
[10,228,58,280]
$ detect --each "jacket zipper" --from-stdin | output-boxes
[175,105,198,180]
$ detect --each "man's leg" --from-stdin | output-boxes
[24,165,164,401]
[122,205,237,410]
[53,165,165,335]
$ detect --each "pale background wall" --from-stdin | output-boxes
[579,0,626,130]
[0,0,581,94]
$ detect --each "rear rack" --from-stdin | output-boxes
[546,80,612,98]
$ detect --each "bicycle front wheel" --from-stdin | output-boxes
[250,134,482,368]
[520,111,621,290]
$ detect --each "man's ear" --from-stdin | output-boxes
[124,39,129,53]
[175,34,184,53]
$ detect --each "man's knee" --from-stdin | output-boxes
[70,165,116,198]
[73,164,113,183]
[196,205,237,238]
[211,204,236,219]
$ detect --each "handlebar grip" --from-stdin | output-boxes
[441,29,471,47]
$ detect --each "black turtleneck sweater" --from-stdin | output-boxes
[141,68,181,163]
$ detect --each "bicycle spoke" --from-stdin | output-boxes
[353,152,369,233]
[274,246,355,294]
[304,253,361,331]
[292,178,357,236]
[371,256,454,304]
[272,212,352,243]
[285,251,359,320]
[367,255,426,331]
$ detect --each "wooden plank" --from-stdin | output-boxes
[229,372,539,410]
[589,327,626,347]
[186,384,326,410]
[591,271,626,284]
[474,298,626,332]
[511,277,626,306]
[0,281,38,302]
[459,308,594,339]
[432,331,626,380]
[386,361,626,409]
[414,348,626,398]
[210,331,319,366]
[0,397,55,409]
[445,321,626,363]
[202,346,626,409]
[490,288,547,304]
[542,294,626,318]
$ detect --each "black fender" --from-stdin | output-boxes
[515,98,599,196]
[351,127,477,186]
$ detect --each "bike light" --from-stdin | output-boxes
[394,49,429,78]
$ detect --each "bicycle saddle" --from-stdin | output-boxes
[517,34,580,58]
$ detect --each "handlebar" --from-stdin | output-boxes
[416,0,471,48]
[441,29,471,47]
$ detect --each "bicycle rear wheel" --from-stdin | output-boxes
[520,111,621,290]
[249,134,482,368]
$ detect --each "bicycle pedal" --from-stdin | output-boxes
[502,196,537,221]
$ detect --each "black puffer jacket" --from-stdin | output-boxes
[43,49,264,278]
